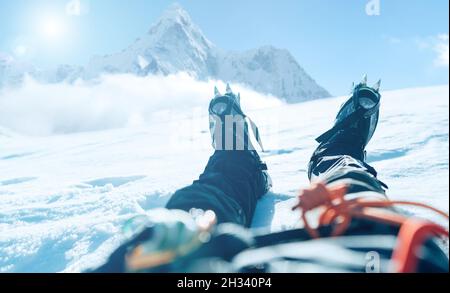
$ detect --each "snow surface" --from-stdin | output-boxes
[0,84,448,272]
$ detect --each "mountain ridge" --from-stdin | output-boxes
[0,4,331,102]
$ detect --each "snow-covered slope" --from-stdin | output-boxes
[0,4,330,102]
[0,85,448,272]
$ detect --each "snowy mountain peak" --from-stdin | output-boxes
[0,4,330,102]
[155,3,194,28]
[146,4,214,53]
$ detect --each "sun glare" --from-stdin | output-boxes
[40,17,66,41]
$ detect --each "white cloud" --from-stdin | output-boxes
[0,73,283,136]
[433,34,449,67]
[415,34,449,68]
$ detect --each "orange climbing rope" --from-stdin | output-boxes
[292,182,449,273]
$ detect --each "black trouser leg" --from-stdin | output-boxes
[308,135,387,197]
[166,151,267,227]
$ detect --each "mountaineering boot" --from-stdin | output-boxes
[315,75,381,160]
[209,83,259,151]
[209,83,272,194]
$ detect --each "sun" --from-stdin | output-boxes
[40,16,66,41]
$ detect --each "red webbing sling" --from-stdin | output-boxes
[292,182,449,273]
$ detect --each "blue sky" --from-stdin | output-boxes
[0,0,448,95]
